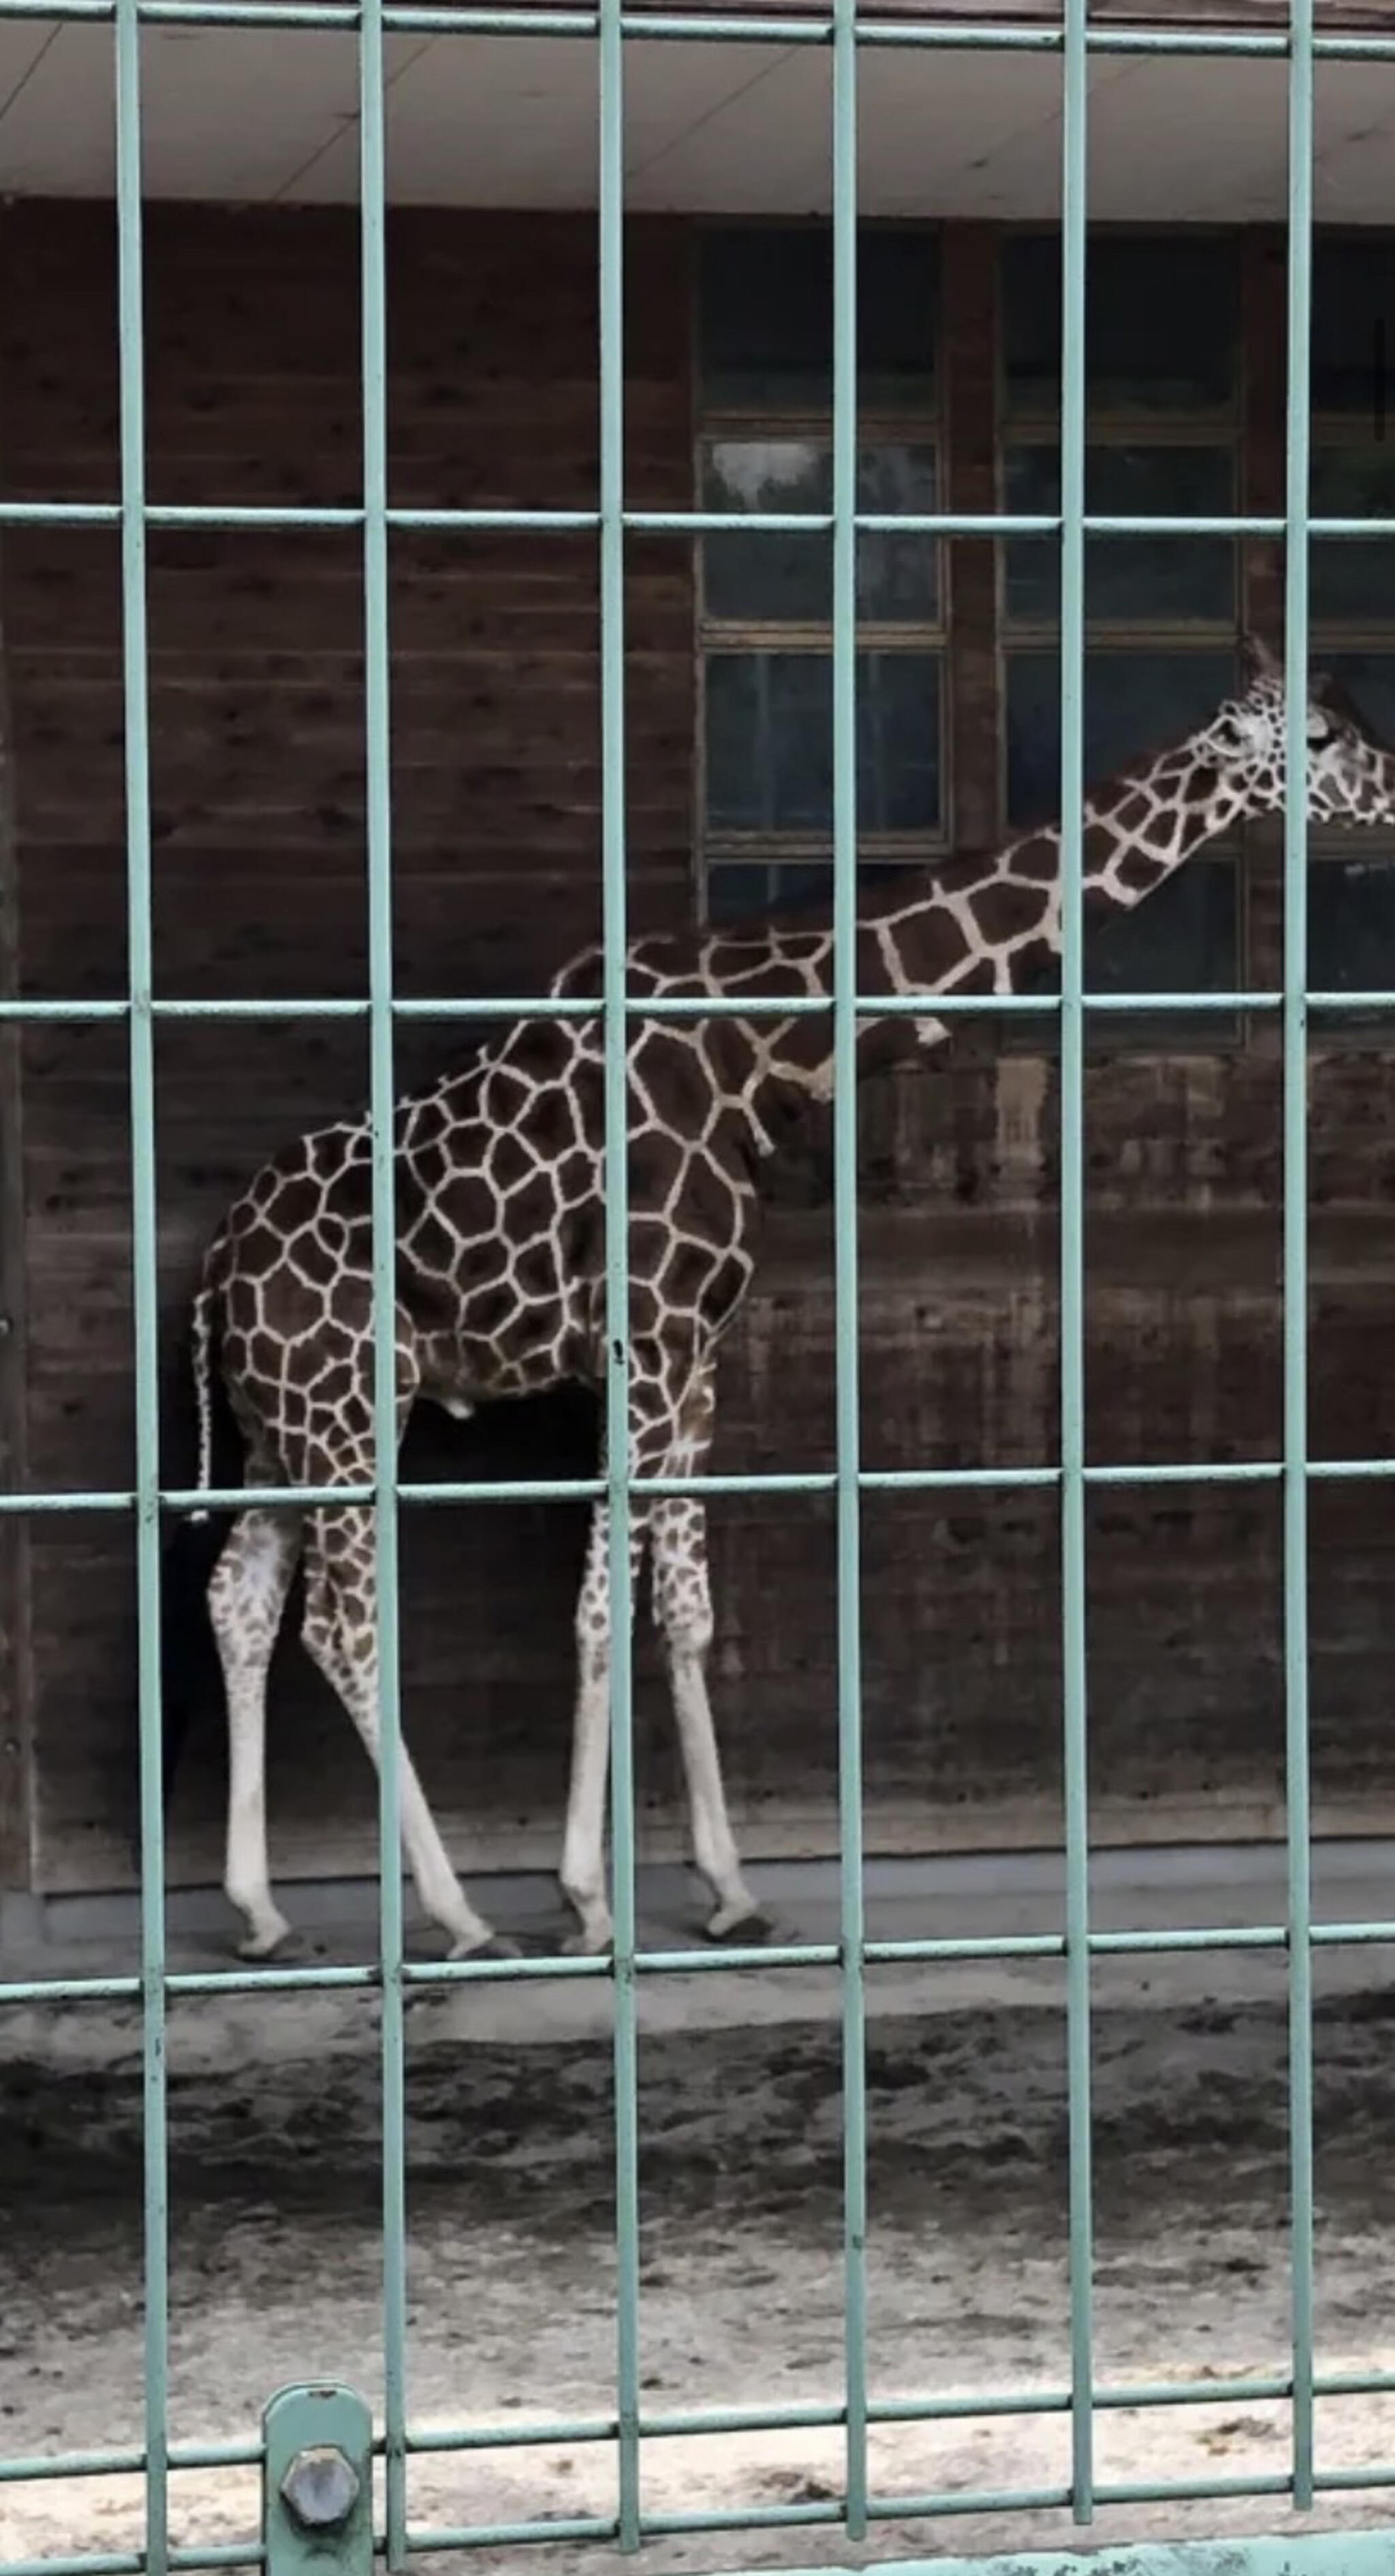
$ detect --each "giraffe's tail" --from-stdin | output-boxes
[137,1258,237,1862]
[188,1258,221,1526]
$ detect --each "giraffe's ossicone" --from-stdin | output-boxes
[163,633,1395,1964]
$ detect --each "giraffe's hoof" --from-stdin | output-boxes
[236,1923,304,1964]
[702,1902,777,1947]
[562,1926,614,1959]
[448,1931,522,1963]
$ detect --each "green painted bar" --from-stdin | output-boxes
[18,1904,1395,2022]
[25,1445,1395,1522]
[407,2519,616,2556]
[830,0,868,2536]
[597,0,643,2545]
[22,981,1395,1028]
[12,2363,1395,2515]
[20,497,1395,539]
[356,0,411,2551]
[1058,0,1093,2526]
[111,0,170,2562]
[8,3,1395,2569]
[5,0,1395,61]
[675,2533,1395,2575]
[1283,0,1317,2513]
[2,2560,153,2576]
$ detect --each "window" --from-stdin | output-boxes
[1308,234,1395,1025]
[696,226,943,923]
[999,230,1243,1045]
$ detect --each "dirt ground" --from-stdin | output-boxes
[8,1864,1395,2571]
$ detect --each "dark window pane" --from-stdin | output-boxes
[858,444,939,621]
[706,652,941,837]
[1312,236,1395,415]
[1313,651,1395,748]
[707,858,919,923]
[699,225,937,410]
[1005,648,1238,828]
[1003,234,1238,419]
[1004,444,1236,624]
[859,653,941,828]
[1304,659,1395,998]
[706,654,830,832]
[1084,856,1239,1044]
[702,441,939,625]
[706,862,780,921]
[1311,447,1395,621]
[1309,854,1395,1020]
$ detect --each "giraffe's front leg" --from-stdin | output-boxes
[301,1503,519,1964]
[559,1498,647,1955]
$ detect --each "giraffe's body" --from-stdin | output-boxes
[181,638,1395,1962]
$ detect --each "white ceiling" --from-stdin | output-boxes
[1,19,1395,217]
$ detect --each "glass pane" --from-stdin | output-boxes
[1315,651,1395,747]
[1086,865,1240,1025]
[1312,236,1395,415]
[1304,658,1395,1002]
[706,861,779,921]
[1004,443,1236,625]
[706,857,919,924]
[1311,447,1395,622]
[1005,648,1238,828]
[1003,233,1238,419]
[703,439,831,623]
[706,651,941,836]
[858,443,938,622]
[699,225,937,411]
[859,652,941,829]
[1308,853,1395,1020]
[702,441,938,625]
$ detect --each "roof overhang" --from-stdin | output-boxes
[3,3,1395,213]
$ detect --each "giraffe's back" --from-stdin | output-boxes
[202,1001,767,1474]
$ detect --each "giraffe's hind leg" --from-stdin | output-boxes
[651,1489,768,1945]
[648,1354,768,1944]
[300,1504,516,1961]
[208,1498,305,1960]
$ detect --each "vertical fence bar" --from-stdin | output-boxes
[113,0,169,2562]
[831,0,868,2540]
[358,0,410,2558]
[1059,0,1095,2525]
[1283,0,1317,2511]
[598,0,642,2547]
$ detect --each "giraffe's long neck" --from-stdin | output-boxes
[725,712,1244,1115]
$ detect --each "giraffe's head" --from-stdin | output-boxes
[1209,631,1395,828]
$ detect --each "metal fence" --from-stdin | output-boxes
[10,0,1395,2569]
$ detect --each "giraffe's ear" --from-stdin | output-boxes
[1240,629,1281,687]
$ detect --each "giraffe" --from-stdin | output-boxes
[166,632,1395,1965]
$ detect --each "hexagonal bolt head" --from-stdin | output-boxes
[280,2443,361,2531]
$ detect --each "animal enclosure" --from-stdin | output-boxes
[10,0,1395,2570]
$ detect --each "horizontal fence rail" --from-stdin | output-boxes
[0,0,1391,53]
[3,0,1393,2566]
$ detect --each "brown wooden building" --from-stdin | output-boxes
[5,0,1395,1911]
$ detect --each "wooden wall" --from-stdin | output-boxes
[4,200,1395,1904]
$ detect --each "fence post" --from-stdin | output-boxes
[264,2383,375,2576]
